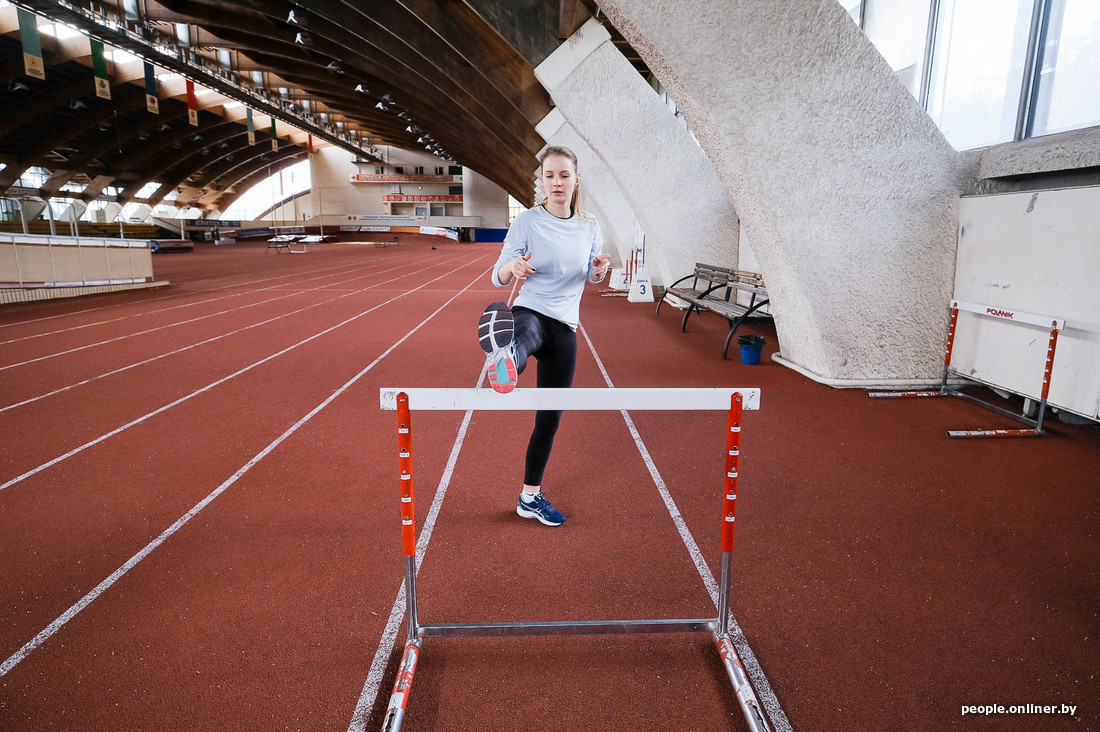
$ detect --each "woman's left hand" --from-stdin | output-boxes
[592,254,611,278]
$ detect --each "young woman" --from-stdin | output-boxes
[477,146,611,527]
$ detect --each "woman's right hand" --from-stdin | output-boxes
[511,253,535,282]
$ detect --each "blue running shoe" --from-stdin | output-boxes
[478,302,518,393]
[517,493,566,526]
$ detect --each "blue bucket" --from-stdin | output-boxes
[738,335,766,365]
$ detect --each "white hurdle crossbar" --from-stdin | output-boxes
[869,300,1066,438]
[377,387,770,732]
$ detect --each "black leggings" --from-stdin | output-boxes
[512,306,577,486]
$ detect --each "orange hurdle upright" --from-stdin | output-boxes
[870,301,1067,438]
[378,387,771,732]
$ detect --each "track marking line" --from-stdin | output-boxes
[348,272,515,732]
[0,256,481,493]
[0,263,489,679]
[0,253,459,413]
[0,248,384,331]
[579,323,791,732]
[0,252,453,370]
[0,258,376,345]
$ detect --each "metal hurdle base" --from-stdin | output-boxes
[870,383,1049,438]
[869,300,1065,438]
[379,387,772,732]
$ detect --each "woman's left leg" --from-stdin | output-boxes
[516,317,577,526]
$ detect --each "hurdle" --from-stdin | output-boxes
[869,300,1066,438]
[378,387,771,732]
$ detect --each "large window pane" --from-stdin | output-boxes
[864,0,933,98]
[1029,0,1100,136]
[840,0,863,24]
[927,0,1033,149]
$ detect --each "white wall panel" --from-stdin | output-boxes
[954,187,1100,418]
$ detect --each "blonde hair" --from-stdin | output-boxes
[538,145,591,221]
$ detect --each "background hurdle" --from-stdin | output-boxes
[378,387,770,732]
[869,300,1066,438]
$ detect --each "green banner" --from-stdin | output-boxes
[90,39,110,99]
[17,8,45,80]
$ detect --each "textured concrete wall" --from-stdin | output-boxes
[599,0,973,382]
[461,167,510,228]
[536,107,635,266]
[534,19,739,287]
[977,127,1100,179]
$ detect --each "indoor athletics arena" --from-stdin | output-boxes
[1,1,1097,730]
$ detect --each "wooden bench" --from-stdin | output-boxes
[656,263,772,359]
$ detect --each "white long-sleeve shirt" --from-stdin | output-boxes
[491,205,604,330]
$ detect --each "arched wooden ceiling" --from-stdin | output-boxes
[0,0,650,212]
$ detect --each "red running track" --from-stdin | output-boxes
[0,237,1096,730]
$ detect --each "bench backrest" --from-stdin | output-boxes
[693,263,733,287]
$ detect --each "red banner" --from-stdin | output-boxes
[353,174,459,183]
[186,80,198,126]
[382,194,462,202]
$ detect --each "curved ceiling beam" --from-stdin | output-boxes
[209,151,303,213]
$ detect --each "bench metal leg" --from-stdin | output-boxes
[721,299,770,359]
[681,305,696,333]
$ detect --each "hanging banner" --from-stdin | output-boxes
[143,62,159,114]
[246,108,256,145]
[307,134,314,156]
[17,9,46,81]
[185,79,198,126]
[90,39,111,99]
[270,118,278,152]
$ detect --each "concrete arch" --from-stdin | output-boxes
[597,0,976,382]
[536,107,636,268]
[533,20,740,289]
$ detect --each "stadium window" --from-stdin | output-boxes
[864,0,933,99]
[841,0,864,24]
[448,166,463,175]
[1027,0,1100,137]
[926,0,1035,149]
[852,0,1099,148]
[507,196,525,225]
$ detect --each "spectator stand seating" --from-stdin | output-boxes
[656,263,772,359]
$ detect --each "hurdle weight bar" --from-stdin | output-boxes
[378,387,770,732]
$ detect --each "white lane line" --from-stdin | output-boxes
[0,253,457,414]
[0,256,480,494]
[578,323,791,732]
[347,274,515,732]
[0,257,374,346]
[0,263,489,679]
[347,374,484,732]
[0,254,366,332]
[0,252,446,370]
